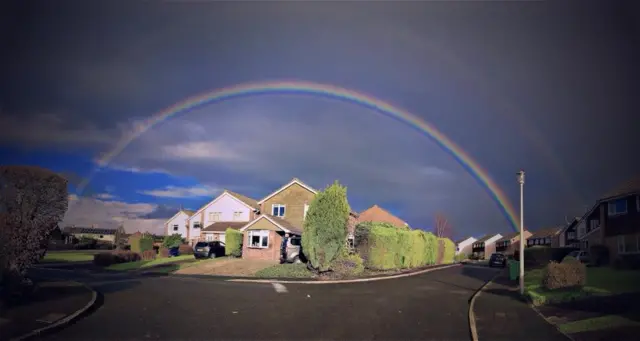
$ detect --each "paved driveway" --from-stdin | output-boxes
[33,265,499,340]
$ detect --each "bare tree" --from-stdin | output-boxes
[433,212,453,239]
[0,166,68,287]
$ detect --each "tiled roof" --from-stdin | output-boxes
[63,227,117,235]
[601,175,640,200]
[528,226,563,239]
[358,205,407,227]
[225,190,259,210]
[181,210,195,216]
[266,214,303,235]
[475,234,499,243]
[455,237,474,244]
[496,232,520,243]
[202,221,247,232]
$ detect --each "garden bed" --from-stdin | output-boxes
[40,250,102,263]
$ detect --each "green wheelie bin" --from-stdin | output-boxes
[508,260,519,281]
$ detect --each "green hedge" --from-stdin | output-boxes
[225,228,243,257]
[363,223,445,271]
[439,237,455,264]
[130,235,153,253]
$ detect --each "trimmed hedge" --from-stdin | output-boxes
[225,228,243,257]
[93,251,141,267]
[520,247,579,268]
[362,223,444,271]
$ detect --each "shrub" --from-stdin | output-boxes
[366,225,400,270]
[178,244,194,255]
[330,249,365,278]
[225,228,243,257]
[523,247,579,268]
[302,181,350,272]
[255,263,313,278]
[362,226,442,271]
[131,235,154,253]
[129,235,142,253]
[454,253,468,262]
[0,166,68,285]
[589,245,609,266]
[159,247,170,258]
[92,251,141,267]
[542,260,586,290]
[162,234,183,249]
[141,250,156,261]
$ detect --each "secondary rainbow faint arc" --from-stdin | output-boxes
[88,80,520,231]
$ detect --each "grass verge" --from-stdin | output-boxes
[525,267,640,306]
[558,315,640,334]
[106,255,195,271]
[254,263,314,278]
[41,251,101,263]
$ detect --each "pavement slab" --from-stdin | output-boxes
[37,265,499,340]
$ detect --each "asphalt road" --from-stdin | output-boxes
[31,265,499,340]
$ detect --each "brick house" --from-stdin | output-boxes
[577,177,640,263]
[239,178,317,261]
[526,227,563,248]
[471,233,503,259]
[495,230,532,254]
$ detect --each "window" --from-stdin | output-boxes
[272,204,286,217]
[545,237,551,244]
[303,204,309,220]
[232,212,242,221]
[567,232,576,240]
[193,222,202,229]
[608,199,628,216]
[209,212,221,222]
[205,234,214,241]
[248,230,269,248]
[173,224,179,231]
[589,220,599,231]
[618,235,640,254]
[582,240,589,250]
[290,237,301,246]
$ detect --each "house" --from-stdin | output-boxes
[239,178,316,261]
[357,204,409,228]
[495,230,532,254]
[526,226,563,248]
[559,217,582,248]
[186,190,260,245]
[471,233,503,259]
[62,226,117,244]
[455,237,477,256]
[576,176,640,263]
[165,209,194,239]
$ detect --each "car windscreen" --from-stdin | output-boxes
[195,242,208,247]
[290,238,301,246]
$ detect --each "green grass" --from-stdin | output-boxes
[524,266,640,306]
[41,251,101,263]
[558,315,640,334]
[106,255,195,271]
[254,263,314,278]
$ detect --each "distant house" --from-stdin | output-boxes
[526,226,564,248]
[62,226,117,244]
[471,234,503,259]
[495,230,532,254]
[165,209,194,239]
[559,217,582,248]
[576,176,640,263]
[455,237,477,256]
[357,204,409,228]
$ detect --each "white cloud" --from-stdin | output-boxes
[137,185,220,198]
[94,193,116,200]
[162,141,245,161]
[63,196,159,231]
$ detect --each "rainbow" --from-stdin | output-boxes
[86,80,520,231]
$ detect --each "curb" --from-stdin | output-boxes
[529,302,575,341]
[227,263,461,284]
[10,281,99,341]
[468,269,503,341]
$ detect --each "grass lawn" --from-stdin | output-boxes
[525,266,640,306]
[106,255,195,271]
[41,250,101,263]
[254,263,314,278]
[558,315,640,334]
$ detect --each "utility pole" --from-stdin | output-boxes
[517,170,526,295]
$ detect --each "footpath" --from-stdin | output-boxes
[472,271,569,341]
[0,280,96,341]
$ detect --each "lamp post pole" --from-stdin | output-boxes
[518,170,525,295]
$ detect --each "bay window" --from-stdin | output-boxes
[248,230,269,248]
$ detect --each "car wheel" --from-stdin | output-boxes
[209,252,217,259]
[293,256,301,264]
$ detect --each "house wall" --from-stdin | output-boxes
[242,218,284,261]
[188,193,257,243]
[603,195,640,237]
[483,234,502,257]
[166,212,189,239]
[456,238,476,255]
[260,183,315,229]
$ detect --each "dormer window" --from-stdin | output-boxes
[272,204,286,217]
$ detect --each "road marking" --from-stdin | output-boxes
[271,283,288,293]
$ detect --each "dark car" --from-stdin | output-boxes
[168,246,180,257]
[489,253,506,268]
[193,241,225,259]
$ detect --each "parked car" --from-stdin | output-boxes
[193,241,225,259]
[489,253,507,268]
[168,246,180,257]
[565,250,590,264]
[280,236,304,264]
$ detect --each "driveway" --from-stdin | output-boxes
[174,258,277,276]
[33,265,499,340]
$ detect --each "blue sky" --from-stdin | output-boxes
[1,1,639,237]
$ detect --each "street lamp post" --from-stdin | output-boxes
[517,170,525,295]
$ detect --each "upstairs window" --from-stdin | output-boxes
[193,222,202,229]
[608,199,628,216]
[209,212,221,222]
[233,212,242,221]
[173,224,179,231]
[272,204,286,217]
